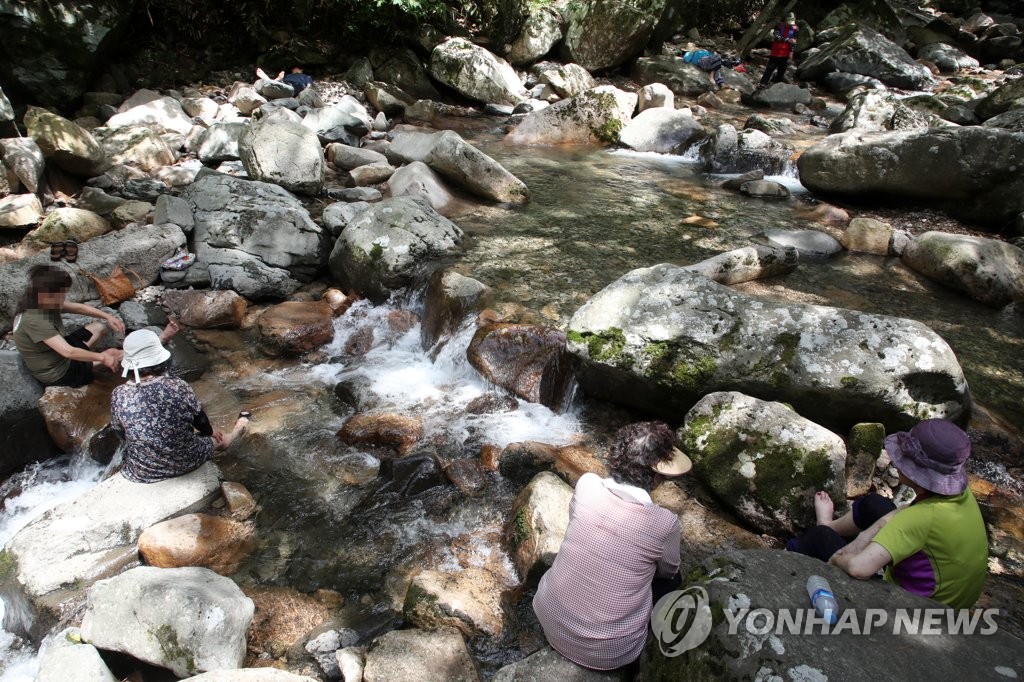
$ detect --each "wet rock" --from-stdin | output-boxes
[493,645,623,681]
[481,444,501,471]
[86,422,123,465]
[497,441,559,484]
[798,127,1024,226]
[700,124,792,175]
[740,180,790,199]
[222,481,257,520]
[138,513,255,575]
[25,106,110,176]
[970,477,1024,578]
[983,109,1024,132]
[305,628,360,678]
[563,0,665,72]
[466,392,519,414]
[638,82,674,111]
[334,451,381,486]
[430,38,527,105]
[829,90,931,134]
[240,116,325,196]
[445,458,488,495]
[567,264,969,432]
[163,290,248,329]
[24,207,112,249]
[467,323,571,409]
[683,244,797,285]
[643,549,1024,680]
[258,300,335,356]
[797,26,935,91]
[4,462,220,638]
[742,83,813,109]
[350,161,396,186]
[338,412,424,453]
[651,481,768,563]
[0,137,46,193]
[505,471,572,580]
[344,325,376,355]
[387,309,419,335]
[404,567,510,637]
[378,452,446,496]
[678,391,847,535]
[846,422,885,498]
[387,128,528,204]
[362,629,478,682]
[81,566,254,677]
[617,107,705,154]
[0,194,43,228]
[336,647,366,682]
[507,85,637,146]
[37,381,115,453]
[36,627,117,682]
[552,444,609,485]
[756,229,843,258]
[902,232,1024,308]
[421,270,492,351]
[720,169,764,191]
[538,63,597,99]
[328,197,463,303]
[841,217,893,255]
[506,7,564,66]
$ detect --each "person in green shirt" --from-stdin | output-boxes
[13,264,126,387]
[788,419,988,609]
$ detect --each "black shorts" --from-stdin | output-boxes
[47,327,95,388]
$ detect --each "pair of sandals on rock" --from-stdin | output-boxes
[50,240,79,263]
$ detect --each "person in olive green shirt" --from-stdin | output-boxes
[13,264,125,387]
[789,419,987,609]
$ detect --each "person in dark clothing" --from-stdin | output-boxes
[759,12,799,88]
[256,65,313,95]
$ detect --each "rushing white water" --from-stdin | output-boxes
[0,457,106,682]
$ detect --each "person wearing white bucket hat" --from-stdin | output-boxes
[110,329,249,483]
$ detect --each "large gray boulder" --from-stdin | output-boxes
[3,463,221,638]
[700,124,792,175]
[797,26,935,91]
[617,107,706,154]
[302,103,371,141]
[364,629,478,682]
[563,0,667,72]
[0,193,44,228]
[421,270,492,350]
[643,550,1024,680]
[756,229,843,259]
[197,123,247,164]
[798,127,1024,226]
[632,56,720,97]
[80,566,254,677]
[404,567,511,638]
[0,223,185,334]
[679,391,847,535]
[328,197,464,303]
[0,351,59,478]
[430,38,527,105]
[506,7,565,66]
[829,90,930,133]
[566,265,969,432]
[743,83,814,110]
[975,77,1024,121]
[25,106,109,176]
[239,117,325,195]
[506,85,637,145]
[538,63,597,99]
[494,646,620,681]
[917,42,980,73]
[504,471,573,581]
[0,1,133,106]
[0,137,46,193]
[184,173,322,299]
[386,128,528,203]
[369,46,441,101]
[902,232,1024,308]
[105,96,194,136]
[388,161,455,213]
[93,125,177,172]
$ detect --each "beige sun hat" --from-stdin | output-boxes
[121,329,171,383]
[652,446,693,477]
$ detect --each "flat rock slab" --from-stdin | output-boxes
[5,462,221,599]
[494,646,626,681]
[643,549,1024,680]
[363,629,479,682]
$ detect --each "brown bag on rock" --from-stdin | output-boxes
[82,265,144,305]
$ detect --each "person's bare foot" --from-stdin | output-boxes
[814,490,835,527]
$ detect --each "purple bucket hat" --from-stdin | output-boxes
[884,419,971,496]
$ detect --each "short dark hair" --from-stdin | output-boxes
[607,421,676,491]
[18,264,73,313]
[138,360,170,377]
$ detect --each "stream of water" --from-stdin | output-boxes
[2,125,1022,679]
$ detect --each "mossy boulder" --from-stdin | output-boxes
[403,567,511,638]
[563,0,667,72]
[504,471,573,581]
[678,391,846,535]
[430,38,526,105]
[24,106,110,176]
[24,207,111,249]
[796,26,935,90]
[506,85,637,145]
[566,264,969,432]
[901,231,1024,308]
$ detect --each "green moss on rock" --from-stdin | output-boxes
[153,624,196,676]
